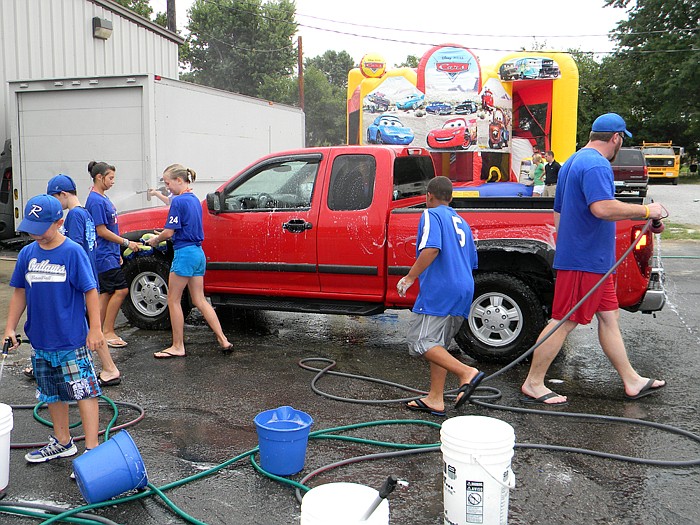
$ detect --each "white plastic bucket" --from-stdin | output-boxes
[300,482,389,525]
[441,416,515,525]
[0,403,13,491]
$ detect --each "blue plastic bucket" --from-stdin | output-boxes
[73,430,148,504]
[254,406,313,476]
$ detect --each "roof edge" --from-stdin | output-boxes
[89,0,186,45]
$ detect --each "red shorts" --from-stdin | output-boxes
[551,270,619,325]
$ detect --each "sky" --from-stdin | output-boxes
[150,0,630,68]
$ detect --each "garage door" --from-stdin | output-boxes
[17,86,144,210]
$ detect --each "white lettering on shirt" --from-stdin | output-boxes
[26,258,67,286]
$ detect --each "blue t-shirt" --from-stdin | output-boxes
[412,205,478,317]
[553,148,616,273]
[85,191,120,273]
[10,238,97,351]
[165,192,204,250]
[63,206,99,290]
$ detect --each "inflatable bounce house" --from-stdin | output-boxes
[347,45,578,197]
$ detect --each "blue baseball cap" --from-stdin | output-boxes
[46,174,77,195]
[591,113,632,138]
[18,194,63,235]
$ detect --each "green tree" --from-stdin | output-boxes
[305,50,355,89]
[112,0,153,19]
[570,50,619,148]
[395,55,419,69]
[258,59,350,147]
[183,0,297,99]
[112,0,168,27]
[603,0,700,154]
[302,66,347,146]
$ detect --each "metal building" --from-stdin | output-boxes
[0,0,183,145]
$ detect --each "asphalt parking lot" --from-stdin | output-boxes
[0,182,698,524]
[0,237,699,524]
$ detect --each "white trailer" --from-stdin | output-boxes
[6,74,305,234]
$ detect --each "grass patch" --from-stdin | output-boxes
[660,222,700,241]
[678,167,700,184]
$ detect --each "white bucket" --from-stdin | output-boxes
[300,482,389,525]
[441,416,515,525]
[0,403,13,492]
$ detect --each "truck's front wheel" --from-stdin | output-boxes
[456,273,546,363]
[122,255,190,330]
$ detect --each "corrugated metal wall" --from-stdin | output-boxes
[0,0,181,143]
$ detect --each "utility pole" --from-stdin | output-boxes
[167,0,176,32]
[297,36,304,111]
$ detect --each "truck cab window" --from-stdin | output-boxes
[327,155,376,211]
[221,160,319,211]
[392,156,433,200]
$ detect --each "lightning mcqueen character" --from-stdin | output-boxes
[427,117,477,149]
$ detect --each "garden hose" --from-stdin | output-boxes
[3,217,697,524]
[295,218,700,469]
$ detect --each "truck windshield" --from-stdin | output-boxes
[642,147,674,156]
[222,159,320,210]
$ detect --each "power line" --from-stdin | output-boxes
[296,12,700,39]
[188,0,700,57]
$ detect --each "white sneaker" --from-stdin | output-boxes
[25,435,77,463]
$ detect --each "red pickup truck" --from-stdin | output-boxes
[118,146,665,362]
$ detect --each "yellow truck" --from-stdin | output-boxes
[639,141,684,185]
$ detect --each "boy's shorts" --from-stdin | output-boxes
[32,346,102,403]
[552,270,619,325]
[171,245,206,277]
[406,313,464,356]
[98,267,128,294]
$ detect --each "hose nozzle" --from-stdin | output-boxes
[2,334,22,356]
[650,219,665,234]
[360,475,408,521]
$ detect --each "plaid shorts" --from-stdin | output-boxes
[32,346,102,403]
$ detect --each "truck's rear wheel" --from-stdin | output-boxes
[122,255,190,330]
[456,273,546,363]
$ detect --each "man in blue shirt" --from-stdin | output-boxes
[397,176,484,416]
[521,113,667,405]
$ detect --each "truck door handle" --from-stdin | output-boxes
[283,219,312,233]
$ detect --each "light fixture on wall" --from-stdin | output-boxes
[92,17,113,40]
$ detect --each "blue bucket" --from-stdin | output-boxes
[254,406,313,476]
[73,430,148,504]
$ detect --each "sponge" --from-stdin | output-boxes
[140,233,168,251]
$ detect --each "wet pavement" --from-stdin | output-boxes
[0,241,698,524]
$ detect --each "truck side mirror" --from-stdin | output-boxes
[206,192,222,214]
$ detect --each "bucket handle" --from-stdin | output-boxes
[473,457,516,491]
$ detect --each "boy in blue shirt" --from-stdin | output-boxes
[397,176,484,416]
[47,174,121,387]
[3,195,105,463]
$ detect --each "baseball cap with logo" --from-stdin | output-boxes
[18,194,64,235]
[46,174,77,195]
[591,113,632,138]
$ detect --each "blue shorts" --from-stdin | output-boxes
[32,346,102,403]
[171,245,206,277]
